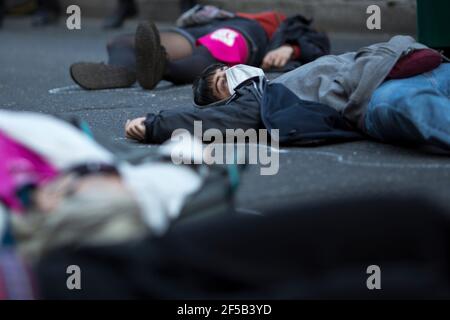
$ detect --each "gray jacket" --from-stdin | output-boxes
[272,35,428,129]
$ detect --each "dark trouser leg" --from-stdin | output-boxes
[70,33,137,90]
[106,31,195,73]
[180,0,197,13]
[102,26,213,88]
[0,0,4,28]
[37,0,60,13]
[107,33,136,71]
[118,0,137,11]
[107,23,211,85]
[164,45,217,85]
[160,31,193,61]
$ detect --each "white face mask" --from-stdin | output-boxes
[225,64,266,95]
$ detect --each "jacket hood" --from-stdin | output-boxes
[193,77,267,109]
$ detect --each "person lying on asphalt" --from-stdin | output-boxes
[70,5,330,90]
[125,35,450,152]
[0,110,236,262]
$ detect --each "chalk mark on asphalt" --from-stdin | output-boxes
[291,150,450,169]
[219,144,450,169]
[48,82,189,95]
[110,141,450,169]
[49,85,157,96]
[235,207,263,215]
[213,143,289,154]
[63,105,151,112]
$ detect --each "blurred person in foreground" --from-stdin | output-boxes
[0,109,224,262]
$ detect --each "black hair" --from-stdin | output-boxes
[192,63,226,106]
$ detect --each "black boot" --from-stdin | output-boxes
[70,63,136,90]
[103,0,137,29]
[135,21,167,90]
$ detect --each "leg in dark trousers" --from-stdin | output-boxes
[71,24,214,90]
[163,46,217,85]
[107,33,137,71]
[70,33,137,90]
[105,33,215,85]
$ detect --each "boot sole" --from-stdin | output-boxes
[135,21,165,90]
[70,63,136,90]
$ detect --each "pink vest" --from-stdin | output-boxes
[0,130,57,212]
[197,28,249,65]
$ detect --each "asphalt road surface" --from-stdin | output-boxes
[1,18,449,214]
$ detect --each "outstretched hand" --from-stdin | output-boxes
[261,45,294,70]
[125,117,146,142]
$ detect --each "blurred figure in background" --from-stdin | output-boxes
[180,0,197,14]
[104,0,197,29]
[32,0,60,26]
[0,0,4,28]
[103,0,137,29]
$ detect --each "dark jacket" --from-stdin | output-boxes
[144,85,263,144]
[261,82,363,146]
[268,15,331,66]
[144,80,362,146]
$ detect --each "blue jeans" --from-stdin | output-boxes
[364,63,450,150]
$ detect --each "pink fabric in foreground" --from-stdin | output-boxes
[197,28,249,65]
[0,130,58,212]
